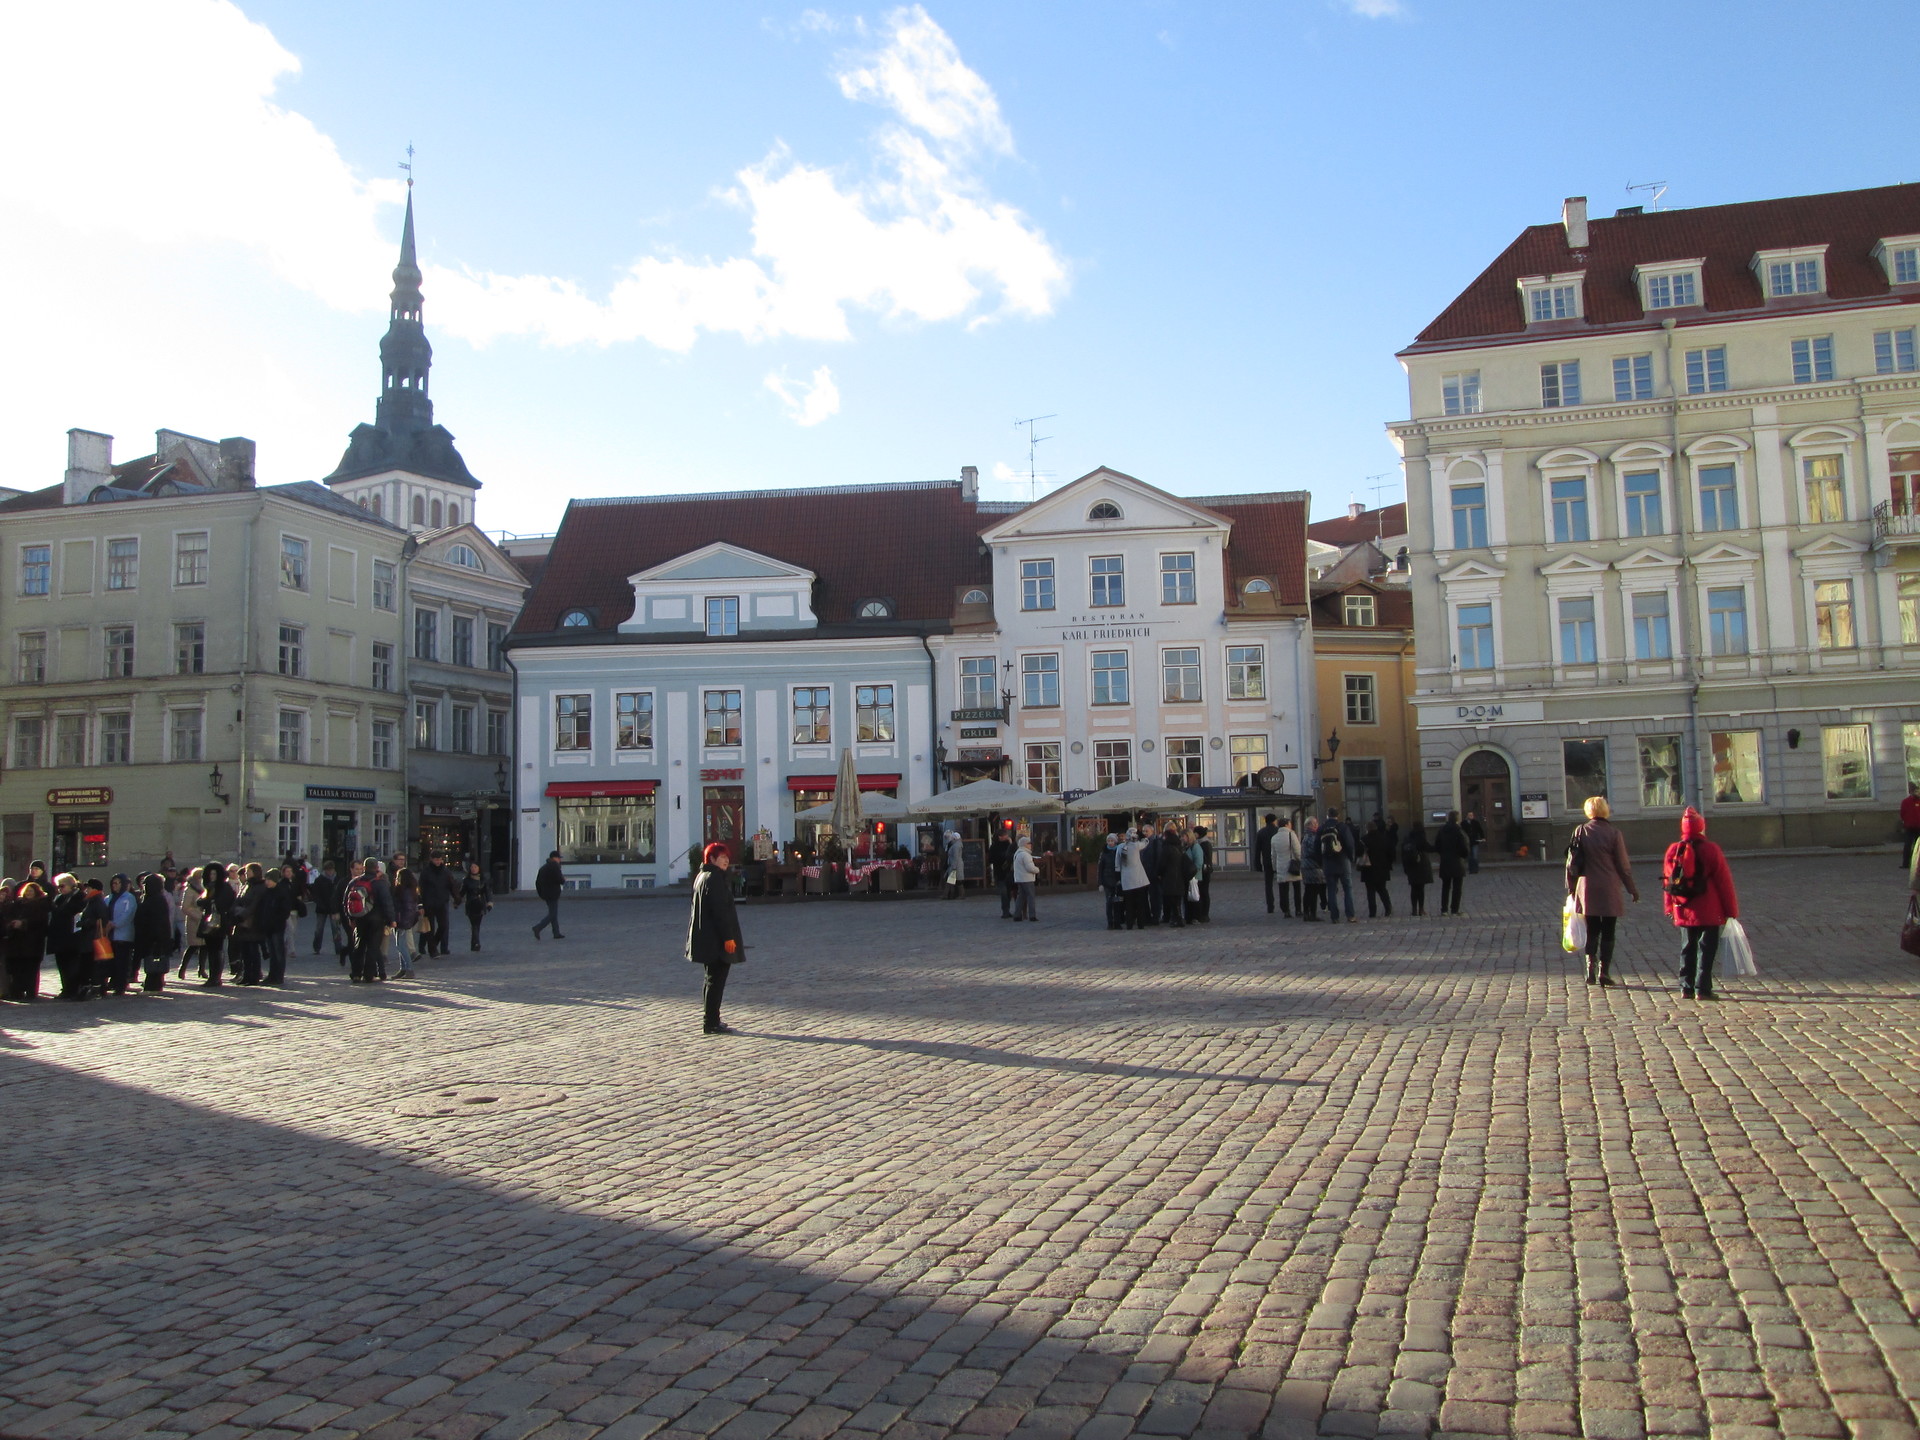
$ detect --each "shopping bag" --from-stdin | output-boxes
[92,936,115,962]
[1721,917,1757,977]
[1561,897,1586,954]
[1187,877,1201,903]
[1900,899,1920,959]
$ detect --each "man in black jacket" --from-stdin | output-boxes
[987,826,1015,918]
[1255,813,1280,914]
[1140,823,1164,925]
[532,851,566,940]
[310,860,339,956]
[418,858,454,957]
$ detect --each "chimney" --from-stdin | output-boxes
[63,428,114,506]
[1347,501,1364,521]
[155,429,220,481]
[216,436,257,491]
[1562,195,1589,250]
[959,464,978,502]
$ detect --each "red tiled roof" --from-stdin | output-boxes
[1410,182,1920,348]
[1308,502,1406,547]
[1199,493,1310,608]
[512,482,993,634]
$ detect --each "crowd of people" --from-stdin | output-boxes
[0,853,494,1004]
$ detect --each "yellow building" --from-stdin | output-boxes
[1311,574,1421,829]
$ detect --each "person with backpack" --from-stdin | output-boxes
[1662,807,1738,1001]
[1317,809,1358,924]
[1567,796,1639,987]
[344,857,394,982]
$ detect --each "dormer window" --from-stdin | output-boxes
[1635,259,1704,311]
[1876,236,1920,286]
[1343,594,1377,627]
[447,544,479,568]
[1519,273,1584,323]
[1087,501,1122,521]
[560,609,592,628]
[961,588,989,605]
[1244,578,1272,594]
[857,598,893,619]
[1755,246,1826,299]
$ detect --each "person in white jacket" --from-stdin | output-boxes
[1117,828,1152,930]
[1011,837,1041,921]
[1268,819,1302,918]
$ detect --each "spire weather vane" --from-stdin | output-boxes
[399,144,415,190]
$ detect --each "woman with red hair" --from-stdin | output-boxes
[1662,806,1738,1001]
[686,842,745,1034]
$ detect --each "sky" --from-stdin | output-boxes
[4,1,1919,537]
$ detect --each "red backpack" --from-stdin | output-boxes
[343,876,373,919]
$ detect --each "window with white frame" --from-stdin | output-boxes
[1622,469,1663,537]
[451,615,474,668]
[1162,647,1201,703]
[485,711,508,756]
[1889,244,1920,285]
[1631,591,1671,660]
[1766,256,1823,297]
[99,712,131,765]
[1089,555,1125,607]
[1803,454,1846,523]
[1642,270,1699,309]
[414,608,438,661]
[703,690,742,747]
[1456,603,1495,670]
[277,709,306,762]
[488,623,508,672]
[277,623,304,677]
[1557,596,1597,664]
[372,811,397,856]
[1550,477,1591,543]
[105,538,137,590]
[175,622,205,675]
[1525,280,1581,322]
[1344,673,1377,724]
[1090,650,1130,705]
[1021,653,1060,708]
[174,532,208,586]
[1450,485,1488,549]
[1442,371,1481,416]
[277,808,304,856]
[1344,593,1377,626]
[1707,587,1748,655]
[1025,741,1061,795]
[616,693,653,750]
[1698,464,1740,531]
[370,719,395,769]
[1094,739,1132,789]
[1901,572,1920,646]
[1226,644,1265,699]
[1612,354,1653,401]
[959,657,997,710]
[170,708,203,762]
[1229,735,1268,785]
[705,596,739,636]
[281,535,309,590]
[372,560,396,611]
[1791,335,1835,384]
[1822,724,1871,800]
[105,625,134,678]
[371,641,393,691]
[413,699,438,750]
[1165,737,1204,788]
[1814,580,1856,650]
[451,705,474,753]
[16,631,45,684]
[1020,559,1055,611]
[1160,553,1196,604]
[11,716,43,769]
[791,686,831,744]
[54,714,86,767]
[20,545,50,596]
[857,684,895,742]
[1684,346,1728,394]
[555,694,590,750]
[1875,327,1918,374]
[1541,360,1581,408]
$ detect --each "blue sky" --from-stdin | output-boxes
[4,1,1918,535]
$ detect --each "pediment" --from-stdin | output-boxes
[1539,552,1606,576]
[979,466,1231,541]
[1786,425,1858,449]
[1609,441,1672,463]
[1614,547,1682,571]
[416,523,523,584]
[628,542,815,585]
[1792,533,1869,559]
[1693,542,1761,565]
[1440,559,1506,583]
[1537,446,1600,470]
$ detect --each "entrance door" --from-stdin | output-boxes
[323,809,360,865]
[51,811,109,871]
[1341,759,1386,827]
[702,786,746,861]
[1459,750,1512,832]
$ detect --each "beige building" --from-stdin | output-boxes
[1391,183,1920,852]
[0,428,411,875]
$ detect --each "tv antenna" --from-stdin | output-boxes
[1626,179,1667,212]
[1012,413,1056,502]
[399,143,415,190]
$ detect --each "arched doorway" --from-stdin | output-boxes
[1459,749,1512,832]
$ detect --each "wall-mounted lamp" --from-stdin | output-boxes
[208,764,230,804]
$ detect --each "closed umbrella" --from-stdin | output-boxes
[1065,779,1197,814]
[828,748,864,848]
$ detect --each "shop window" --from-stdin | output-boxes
[557,796,657,863]
[1710,730,1762,804]
[1637,734,1682,808]
[1821,724,1871,800]
[1562,738,1609,811]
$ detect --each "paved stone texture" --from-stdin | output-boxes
[2,856,1918,1440]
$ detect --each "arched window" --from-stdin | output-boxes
[358,496,369,511]
[1088,501,1122,521]
[858,599,892,618]
[1244,578,1272,594]
[448,544,479,569]
[560,609,592,628]
[962,588,989,604]
[411,495,426,526]
[431,499,443,528]
[447,502,460,527]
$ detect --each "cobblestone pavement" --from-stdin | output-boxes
[2,856,1918,1440]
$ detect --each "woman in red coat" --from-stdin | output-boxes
[1663,806,1738,1001]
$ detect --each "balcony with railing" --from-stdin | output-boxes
[1873,500,1920,546]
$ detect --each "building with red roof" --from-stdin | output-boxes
[1389,183,1920,852]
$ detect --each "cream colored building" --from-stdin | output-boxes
[1391,183,1920,852]
[0,428,410,875]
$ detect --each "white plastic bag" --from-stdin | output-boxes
[1562,896,1586,953]
[1720,918,1756,977]
[1187,877,1201,903]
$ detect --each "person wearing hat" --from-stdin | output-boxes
[1663,806,1738,1000]
[532,849,567,939]
[687,842,744,1034]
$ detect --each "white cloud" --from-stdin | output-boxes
[0,0,1064,359]
[1343,0,1407,16]
[764,365,841,426]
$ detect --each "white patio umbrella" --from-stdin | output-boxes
[905,776,1055,817]
[794,791,912,823]
[1064,779,1199,815]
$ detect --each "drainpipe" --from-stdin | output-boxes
[236,499,255,858]
[1662,318,1703,809]
[919,632,942,796]
[505,645,521,891]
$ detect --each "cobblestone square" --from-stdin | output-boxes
[2,856,1918,1440]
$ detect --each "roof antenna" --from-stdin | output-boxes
[1365,472,1397,539]
[399,143,415,190]
[1012,413,1056,502]
[1626,179,1667,212]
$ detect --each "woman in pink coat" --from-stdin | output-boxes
[1662,806,1738,1001]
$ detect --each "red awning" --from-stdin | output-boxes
[544,780,658,798]
[786,773,902,792]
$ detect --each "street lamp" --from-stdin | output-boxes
[1314,729,1342,769]
[208,764,230,804]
